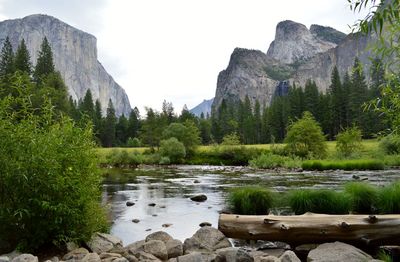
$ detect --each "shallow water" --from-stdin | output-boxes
[101,165,400,246]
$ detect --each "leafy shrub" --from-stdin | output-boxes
[0,87,108,251]
[344,182,378,213]
[105,149,143,167]
[378,182,400,214]
[127,137,141,147]
[228,187,274,215]
[380,134,400,155]
[221,132,241,146]
[159,138,186,163]
[162,121,201,155]
[288,189,350,215]
[249,153,301,169]
[159,156,171,165]
[336,127,363,158]
[302,159,385,171]
[284,111,327,159]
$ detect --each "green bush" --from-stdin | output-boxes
[249,153,301,169]
[336,127,363,158]
[378,182,400,214]
[344,182,378,213]
[228,187,274,215]
[159,138,186,163]
[221,132,241,146]
[288,189,350,215]
[105,149,143,167]
[380,134,400,155]
[0,89,108,251]
[127,137,141,147]
[302,159,385,171]
[284,111,327,159]
[162,121,201,155]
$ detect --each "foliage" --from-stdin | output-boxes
[127,137,141,147]
[228,187,274,215]
[104,149,143,167]
[379,134,400,155]
[33,37,55,84]
[221,132,241,146]
[336,126,363,158]
[0,79,108,251]
[159,137,186,163]
[344,182,378,213]
[302,159,384,171]
[162,121,201,155]
[0,37,15,77]
[249,153,301,169]
[284,111,327,159]
[263,64,294,81]
[288,189,350,215]
[378,182,400,214]
[14,39,32,74]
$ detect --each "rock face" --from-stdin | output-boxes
[0,14,131,116]
[213,20,373,112]
[307,242,372,262]
[189,98,214,117]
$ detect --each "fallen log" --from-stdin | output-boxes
[218,213,400,246]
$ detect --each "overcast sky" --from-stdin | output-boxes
[0,0,370,113]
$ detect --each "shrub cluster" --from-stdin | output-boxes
[104,149,144,167]
[249,153,301,169]
[380,134,400,155]
[302,159,385,171]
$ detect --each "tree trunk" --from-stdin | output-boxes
[218,213,400,246]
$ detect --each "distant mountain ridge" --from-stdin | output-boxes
[190,98,214,117]
[0,14,131,116]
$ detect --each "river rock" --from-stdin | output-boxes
[99,252,122,262]
[166,239,183,259]
[279,250,300,262]
[111,258,129,262]
[183,226,231,254]
[257,256,280,262]
[132,219,140,223]
[87,233,123,254]
[215,247,254,262]
[190,195,207,202]
[126,201,135,207]
[63,248,89,261]
[143,240,168,261]
[148,203,156,207]
[81,253,101,262]
[199,222,212,227]
[135,251,161,262]
[0,257,9,262]
[10,254,38,262]
[307,242,372,262]
[167,252,204,262]
[145,231,173,244]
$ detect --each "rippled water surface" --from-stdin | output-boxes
[101,165,400,245]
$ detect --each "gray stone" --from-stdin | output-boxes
[66,242,79,252]
[143,240,168,261]
[0,256,9,262]
[250,250,285,260]
[168,252,203,262]
[87,233,123,254]
[126,201,135,207]
[279,250,300,262]
[145,231,173,244]
[166,239,183,259]
[63,248,90,261]
[307,242,372,262]
[125,240,146,255]
[124,255,138,262]
[215,247,253,262]
[10,254,38,262]
[183,226,231,254]
[111,258,128,262]
[190,195,207,202]
[131,219,140,223]
[258,256,280,262]
[0,14,131,116]
[81,253,101,262]
[199,222,212,227]
[135,252,161,262]
[2,252,21,261]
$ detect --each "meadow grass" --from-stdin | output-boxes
[344,182,378,213]
[302,159,385,171]
[228,187,274,215]
[378,182,400,214]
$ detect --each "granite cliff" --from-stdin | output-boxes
[213,20,373,112]
[0,14,131,116]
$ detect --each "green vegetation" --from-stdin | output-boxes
[336,126,363,158]
[263,64,294,81]
[228,187,274,215]
[0,76,108,251]
[249,153,301,169]
[159,137,186,163]
[302,159,385,171]
[378,182,400,214]
[221,132,241,145]
[104,149,144,168]
[380,135,400,155]
[344,182,378,213]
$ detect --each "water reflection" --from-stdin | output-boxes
[102,166,400,246]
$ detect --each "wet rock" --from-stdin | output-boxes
[2,252,21,261]
[132,219,140,223]
[146,229,152,232]
[0,257,9,262]
[190,195,207,202]
[143,240,168,261]
[148,203,156,207]
[352,175,360,180]
[159,205,166,209]
[135,251,161,262]
[258,256,280,262]
[10,254,38,262]
[87,233,123,254]
[193,180,200,184]
[162,223,173,228]
[126,201,135,207]
[307,242,372,262]
[145,231,173,243]
[279,250,300,262]
[183,226,231,254]
[199,222,212,227]
[215,247,253,262]
[81,253,101,262]
[166,239,183,259]
[152,214,158,217]
[63,248,89,261]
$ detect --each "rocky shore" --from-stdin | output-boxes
[0,227,386,262]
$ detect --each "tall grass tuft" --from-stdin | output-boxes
[378,182,400,214]
[228,187,274,215]
[249,153,301,169]
[344,182,378,213]
[288,189,350,215]
[302,159,385,171]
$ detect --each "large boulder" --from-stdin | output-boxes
[145,231,173,244]
[87,233,123,254]
[307,242,372,262]
[279,251,300,262]
[10,254,38,262]
[135,251,161,262]
[167,252,210,262]
[165,239,183,259]
[183,226,231,254]
[143,240,168,261]
[215,247,253,262]
[63,248,90,261]
[81,253,101,262]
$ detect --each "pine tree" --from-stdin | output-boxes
[15,39,32,74]
[349,58,368,133]
[116,114,129,145]
[34,37,55,84]
[304,80,319,118]
[128,107,140,140]
[81,89,95,119]
[254,100,262,144]
[0,37,15,77]
[93,99,103,140]
[342,72,352,126]
[329,66,343,135]
[101,99,117,147]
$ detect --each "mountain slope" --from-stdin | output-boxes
[189,98,214,117]
[0,14,131,116]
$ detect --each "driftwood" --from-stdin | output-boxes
[218,213,400,246]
